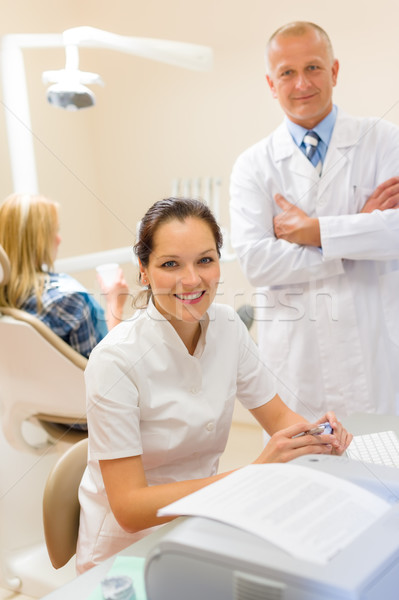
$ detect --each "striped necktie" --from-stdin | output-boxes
[303,131,322,175]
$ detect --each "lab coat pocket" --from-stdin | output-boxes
[380,269,399,347]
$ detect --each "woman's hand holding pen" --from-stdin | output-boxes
[315,411,353,455]
[253,413,352,464]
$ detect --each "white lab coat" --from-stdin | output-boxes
[230,109,399,420]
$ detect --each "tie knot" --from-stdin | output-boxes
[303,130,319,148]
[303,131,320,161]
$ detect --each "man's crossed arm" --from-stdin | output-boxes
[273,177,399,247]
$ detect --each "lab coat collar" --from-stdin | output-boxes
[272,123,320,182]
[272,122,296,162]
[328,108,364,147]
[272,107,363,162]
[319,109,364,191]
[271,108,364,184]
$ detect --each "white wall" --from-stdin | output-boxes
[1,0,398,334]
[1,0,398,255]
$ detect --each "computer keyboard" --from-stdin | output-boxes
[346,430,399,468]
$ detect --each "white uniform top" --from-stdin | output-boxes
[76,300,275,572]
[230,108,399,421]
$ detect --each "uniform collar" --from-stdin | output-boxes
[145,297,210,357]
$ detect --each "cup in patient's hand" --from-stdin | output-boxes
[96,263,120,288]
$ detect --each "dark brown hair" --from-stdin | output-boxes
[134,197,223,266]
[133,197,223,307]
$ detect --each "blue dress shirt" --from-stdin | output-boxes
[286,105,337,166]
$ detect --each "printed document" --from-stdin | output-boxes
[158,463,390,564]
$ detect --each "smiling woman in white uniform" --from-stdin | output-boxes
[76,198,352,572]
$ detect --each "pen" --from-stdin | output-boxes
[294,422,333,438]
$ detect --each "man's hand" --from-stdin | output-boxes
[361,177,399,213]
[273,194,321,246]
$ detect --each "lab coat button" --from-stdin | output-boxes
[191,386,200,394]
[206,422,214,432]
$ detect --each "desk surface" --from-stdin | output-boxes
[343,413,399,436]
[41,518,183,599]
[40,412,399,600]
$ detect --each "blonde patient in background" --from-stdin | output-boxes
[0,193,129,358]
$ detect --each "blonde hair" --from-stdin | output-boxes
[0,194,59,310]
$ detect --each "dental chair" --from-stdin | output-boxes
[43,438,88,569]
[0,306,88,454]
[0,244,87,596]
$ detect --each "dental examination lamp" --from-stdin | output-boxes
[1,26,213,192]
[42,46,103,110]
[41,27,213,111]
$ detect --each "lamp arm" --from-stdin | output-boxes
[1,36,38,192]
[1,34,63,193]
[62,26,213,71]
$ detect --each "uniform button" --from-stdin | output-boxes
[190,387,200,394]
[206,422,214,432]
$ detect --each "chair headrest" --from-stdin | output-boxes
[0,306,88,370]
[0,244,11,285]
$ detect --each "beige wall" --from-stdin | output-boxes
[1,0,398,314]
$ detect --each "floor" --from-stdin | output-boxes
[0,422,264,600]
[218,421,264,472]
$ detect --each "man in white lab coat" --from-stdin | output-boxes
[230,21,399,420]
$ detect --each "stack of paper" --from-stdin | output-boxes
[158,463,390,564]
